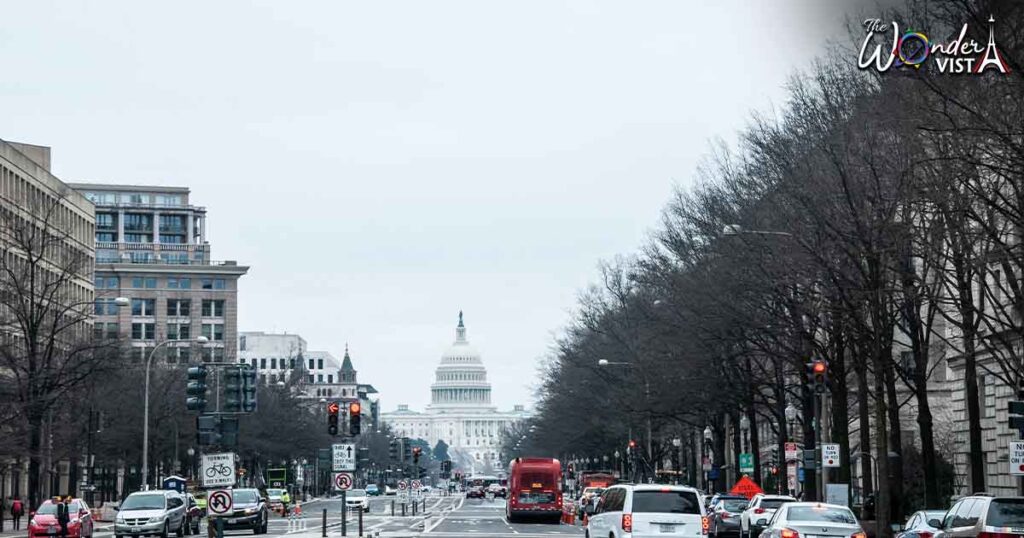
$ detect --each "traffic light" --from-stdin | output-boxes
[223,366,242,412]
[219,416,239,447]
[196,415,239,448]
[418,466,426,479]
[348,401,362,435]
[241,365,258,412]
[327,401,340,436]
[186,365,208,412]
[808,360,828,394]
[441,460,451,478]
[389,440,399,460]
[412,446,422,466]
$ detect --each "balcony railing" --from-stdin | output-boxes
[91,201,206,212]
[96,242,208,252]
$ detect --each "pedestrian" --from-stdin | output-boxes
[11,496,24,530]
[56,496,71,538]
[280,490,291,516]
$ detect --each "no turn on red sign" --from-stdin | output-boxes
[1010,441,1024,475]
[334,472,353,490]
[822,443,840,468]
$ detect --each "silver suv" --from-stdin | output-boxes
[935,495,1024,538]
[115,490,188,538]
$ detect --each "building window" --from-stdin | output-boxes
[131,277,157,288]
[271,358,277,369]
[317,374,324,383]
[202,300,225,317]
[328,374,333,383]
[124,233,152,243]
[167,299,191,317]
[201,278,226,290]
[260,358,267,369]
[94,276,119,289]
[160,234,185,244]
[308,375,314,383]
[131,298,156,316]
[96,232,116,242]
[201,347,225,362]
[96,213,116,228]
[93,299,119,316]
[167,323,191,340]
[308,358,314,370]
[124,213,152,231]
[93,323,119,340]
[168,277,192,289]
[131,323,155,340]
[160,214,186,233]
[318,359,324,370]
[202,323,224,341]
[250,358,257,368]
[290,358,295,369]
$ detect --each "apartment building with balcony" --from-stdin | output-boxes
[69,182,248,363]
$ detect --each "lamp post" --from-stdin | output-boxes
[784,403,798,496]
[739,415,750,454]
[598,359,652,479]
[141,335,209,490]
[614,450,621,477]
[672,438,682,484]
[186,448,195,481]
[703,426,713,493]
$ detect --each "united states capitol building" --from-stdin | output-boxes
[381,313,530,474]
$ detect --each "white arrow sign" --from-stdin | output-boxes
[333,443,355,471]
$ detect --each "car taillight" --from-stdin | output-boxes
[703,516,710,535]
[622,513,633,533]
[916,532,933,538]
[754,508,766,514]
[781,529,800,538]
[721,512,731,519]
[851,532,867,538]
[978,533,1020,538]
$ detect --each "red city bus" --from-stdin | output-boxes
[579,471,616,489]
[506,457,563,523]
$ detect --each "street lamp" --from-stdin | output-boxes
[739,415,750,453]
[703,426,713,493]
[141,335,209,490]
[785,404,798,441]
[187,448,195,481]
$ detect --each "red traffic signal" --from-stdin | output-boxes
[327,402,340,414]
[349,401,361,414]
[770,466,778,475]
[628,439,637,449]
[812,361,826,374]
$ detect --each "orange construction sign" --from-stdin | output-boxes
[729,476,764,499]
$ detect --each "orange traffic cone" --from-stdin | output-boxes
[294,504,302,516]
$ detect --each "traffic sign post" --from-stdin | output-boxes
[208,489,233,515]
[784,442,799,462]
[333,443,356,472]
[334,472,353,490]
[739,453,754,474]
[822,444,840,468]
[201,453,236,488]
[1010,441,1024,475]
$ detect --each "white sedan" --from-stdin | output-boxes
[344,489,370,512]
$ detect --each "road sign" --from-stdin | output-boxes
[822,444,840,468]
[797,466,805,482]
[208,489,233,515]
[398,480,407,491]
[802,449,816,470]
[333,443,356,471]
[412,480,422,489]
[201,452,236,488]
[739,453,754,474]
[784,442,799,462]
[1010,441,1024,475]
[334,472,353,490]
[701,456,711,471]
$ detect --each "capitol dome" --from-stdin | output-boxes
[429,312,493,409]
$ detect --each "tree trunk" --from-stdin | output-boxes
[802,384,818,503]
[28,413,43,508]
[856,353,874,519]
[748,404,762,485]
[883,358,905,522]
[830,324,852,488]
[963,322,985,492]
[874,352,893,538]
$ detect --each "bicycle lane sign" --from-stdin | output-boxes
[201,452,236,488]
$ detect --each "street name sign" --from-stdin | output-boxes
[822,444,840,468]
[1010,441,1024,475]
[208,489,233,516]
[739,453,754,474]
[333,472,353,490]
[333,443,355,471]
[201,452,236,488]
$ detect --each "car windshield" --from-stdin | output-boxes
[267,489,284,497]
[632,491,701,514]
[722,499,749,512]
[987,500,1024,527]
[788,506,857,524]
[233,490,258,504]
[348,490,366,496]
[36,502,82,515]
[762,499,792,510]
[121,495,165,511]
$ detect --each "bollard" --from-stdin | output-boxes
[322,509,327,538]
[391,500,395,517]
[358,508,363,537]
[412,501,417,516]
[401,503,406,517]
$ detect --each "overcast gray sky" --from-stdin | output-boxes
[1,1,864,411]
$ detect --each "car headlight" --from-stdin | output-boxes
[244,508,258,515]
[148,516,165,524]
[29,519,36,527]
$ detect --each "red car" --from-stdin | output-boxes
[29,498,94,538]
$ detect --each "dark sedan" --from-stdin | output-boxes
[466,486,486,499]
[710,496,749,538]
[219,489,268,535]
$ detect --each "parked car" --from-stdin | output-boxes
[265,489,286,516]
[585,484,707,538]
[740,494,796,538]
[184,494,202,535]
[757,502,864,538]
[897,510,947,538]
[219,488,268,535]
[385,486,397,496]
[29,498,95,538]
[345,489,370,513]
[934,495,1024,538]
[710,496,750,538]
[578,487,606,518]
[366,485,381,497]
[466,486,486,499]
[114,490,188,538]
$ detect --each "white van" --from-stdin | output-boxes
[586,484,708,538]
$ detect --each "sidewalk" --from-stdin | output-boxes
[0,518,26,538]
